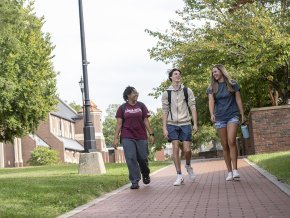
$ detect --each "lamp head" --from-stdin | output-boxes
[79,77,84,91]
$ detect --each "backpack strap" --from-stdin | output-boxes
[167,90,173,120]
[120,103,126,129]
[183,87,189,106]
[119,103,126,144]
[183,87,194,125]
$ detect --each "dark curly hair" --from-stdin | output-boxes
[123,86,136,101]
[168,68,181,82]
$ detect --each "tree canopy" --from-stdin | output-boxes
[0,0,58,142]
[102,104,120,147]
[69,101,82,112]
[147,0,290,124]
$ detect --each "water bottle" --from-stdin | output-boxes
[241,124,250,139]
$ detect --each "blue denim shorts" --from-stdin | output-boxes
[167,124,192,142]
[215,116,240,129]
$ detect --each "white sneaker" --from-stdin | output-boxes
[226,172,233,181]
[233,169,240,179]
[173,174,184,186]
[185,164,196,182]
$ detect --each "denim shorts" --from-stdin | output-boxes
[215,116,240,129]
[167,124,192,142]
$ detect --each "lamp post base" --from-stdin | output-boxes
[78,152,106,175]
[83,125,97,152]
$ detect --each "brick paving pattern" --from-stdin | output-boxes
[67,159,290,218]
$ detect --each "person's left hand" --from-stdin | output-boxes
[113,138,119,150]
[192,124,198,134]
[241,114,247,124]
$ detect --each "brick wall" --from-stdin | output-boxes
[101,151,110,163]
[4,142,14,167]
[21,135,37,166]
[115,148,126,163]
[64,150,80,164]
[75,111,106,152]
[249,105,290,154]
[36,120,65,162]
[155,149,165,161]
[74,117,83,135]
[91,112,102,132]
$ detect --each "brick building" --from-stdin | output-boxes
[0,98,125,168]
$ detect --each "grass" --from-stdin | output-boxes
[248,150,290,185]
[0,161,171,218]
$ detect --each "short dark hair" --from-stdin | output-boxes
[123,86,135,101]
[168,68,181,82]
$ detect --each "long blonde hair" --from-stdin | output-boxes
[210,64,234,95]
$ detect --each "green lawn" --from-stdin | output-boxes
[0,161,171,218]
[248,150,290,185]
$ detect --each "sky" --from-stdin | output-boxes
[34,0,185,118]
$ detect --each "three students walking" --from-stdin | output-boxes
[114,65,245,188]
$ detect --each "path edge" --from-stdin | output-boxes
[244,158,290,197]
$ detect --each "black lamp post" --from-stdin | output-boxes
[78,77,86,125]
[79,76,84,100]
[78,0,96,153]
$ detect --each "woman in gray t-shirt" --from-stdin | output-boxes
[206,64,246,181]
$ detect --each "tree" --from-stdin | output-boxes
[149,108,167,151]
[105,104,120,118]
[69,101,82,112]
[102,104,120,146]
[147,1,289,125]
[0,0,58,142]
[192,124,218,150]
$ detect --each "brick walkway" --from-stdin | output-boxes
[60,159,290,218]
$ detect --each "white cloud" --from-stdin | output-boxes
[34,0,184,117]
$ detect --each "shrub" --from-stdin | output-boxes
[148,147,155,161]
[28,147,60,166]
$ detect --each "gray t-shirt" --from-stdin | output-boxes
[206,81,240,121]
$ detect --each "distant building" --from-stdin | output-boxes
[0,98,125,168]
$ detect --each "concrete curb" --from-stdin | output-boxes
[244,158,290,197]
[57,164,173,218]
